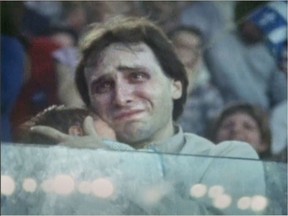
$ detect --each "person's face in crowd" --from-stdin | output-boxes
[103,2,135,19]
[66,6,87,32]
[89,1,136,21]
[239,21,264,44]
[84,42,182,148]
[215,112,267,154]
[150,2,177,21]
[172,31,202,92]
[173,31,202,70]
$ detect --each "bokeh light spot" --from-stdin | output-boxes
[190,184,207,198]
[141,182,172,206]
[1,175,15,196]
[23,178,37,192]
[213,194,232,209]
[92,178,114,198]
[251,195,268,212]
[237,196,251,210]
[53,174,75,195]
[208,185,225,198]
[143,189,163,205]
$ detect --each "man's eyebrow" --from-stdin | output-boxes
[89,65,149,82]
[117,65,147,72]
[90,74,112,84]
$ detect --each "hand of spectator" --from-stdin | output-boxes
[30,116,113,149]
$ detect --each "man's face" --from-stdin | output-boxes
[85,43,182,147]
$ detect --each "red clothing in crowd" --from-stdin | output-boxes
[11,37,61,137]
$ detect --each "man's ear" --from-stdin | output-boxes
[171,80,182,100]
[68,125,84,136]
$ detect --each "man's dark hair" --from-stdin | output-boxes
[16,105,90,145]
[75,17,188,120]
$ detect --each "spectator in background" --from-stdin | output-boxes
[15,105,116,145]
[84,1,140,23]
[21,1,53,38]
[24,1,63,26]
[270,42,287,163]
[11,26,79,138]
[22,2,88,38]
[139,1,181,32]
[53,44,84,108]
[239,1,287,162]
[1,2,26,142]
[169,26,224,136]
[209,102,273,161]
[59,2,88,34]
[180,1,225,44]
[239,1,287,71]
[180,1,287,111]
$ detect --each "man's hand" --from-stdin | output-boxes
[31,116,109,149]
[92,115,116,141]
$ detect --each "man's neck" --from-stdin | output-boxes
[128,122,176,150]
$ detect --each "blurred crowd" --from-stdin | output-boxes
[1,1,287,162]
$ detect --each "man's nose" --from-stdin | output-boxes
[113,81,133,106]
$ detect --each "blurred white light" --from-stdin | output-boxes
[190,184,207,198]
[23,178,37,192]
[208,185,225,198]
[251,195,268,212]
[141,182,172,206]
[213,194,232,209]
[78,181,92,194]
[237,196,251,210]
[92,178,114,198]
[142,188,163,205]
[53,174,75,195]
[1,175,15,196]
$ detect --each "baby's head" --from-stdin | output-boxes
[17,105,115,145]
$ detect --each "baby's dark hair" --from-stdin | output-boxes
[16,105,90,145]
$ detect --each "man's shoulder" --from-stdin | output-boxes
[183,133,259,160]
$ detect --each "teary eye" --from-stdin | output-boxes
[129,71,149,82]
[91,79,114,94]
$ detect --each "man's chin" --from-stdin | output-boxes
[114,122,152,147]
